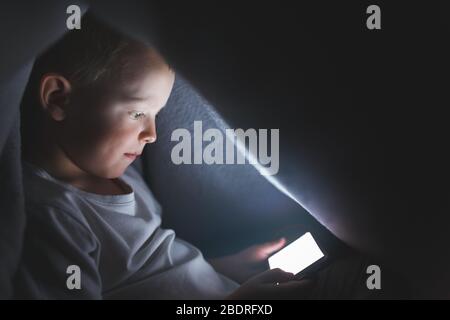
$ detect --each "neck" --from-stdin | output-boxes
[23,133,128,195]
[22,121,131,195]
[24,128,72,177]
[23,126,103,187]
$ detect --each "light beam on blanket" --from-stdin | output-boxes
[203,104,311,214]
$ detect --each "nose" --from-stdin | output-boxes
[139,118,157,144]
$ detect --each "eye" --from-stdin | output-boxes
[128,110,146,120]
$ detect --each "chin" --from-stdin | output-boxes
[95,165,127,180]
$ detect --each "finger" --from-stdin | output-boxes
[252,268,295,284]
[259,238,286,256]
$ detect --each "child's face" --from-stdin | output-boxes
[57,49,175,179]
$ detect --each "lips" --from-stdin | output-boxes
[124,153,141,159]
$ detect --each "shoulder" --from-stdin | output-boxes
[22,163,95,237]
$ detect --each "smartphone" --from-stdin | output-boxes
[268,232,325,276]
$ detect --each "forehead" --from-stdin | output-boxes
[107,49,175,106]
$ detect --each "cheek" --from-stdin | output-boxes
[95,120,141,154]
[60,104,141,177]
[77,123,139,178]
[65,115,133,158]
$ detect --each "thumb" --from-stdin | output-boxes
[252,268,295,284]
[259,238,286,256]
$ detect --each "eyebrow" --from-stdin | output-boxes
[123,96,167,112]
[125,95,151,102]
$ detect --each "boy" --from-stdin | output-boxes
[15,14,312,299]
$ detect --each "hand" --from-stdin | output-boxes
[208,238,286,283]
[226,268,314,300]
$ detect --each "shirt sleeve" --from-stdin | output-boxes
[14,204,103,299]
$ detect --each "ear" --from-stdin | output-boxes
[39,73,72,121]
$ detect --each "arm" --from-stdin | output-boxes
[14,205,102,299]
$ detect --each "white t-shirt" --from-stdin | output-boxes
[16,161,238,299]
